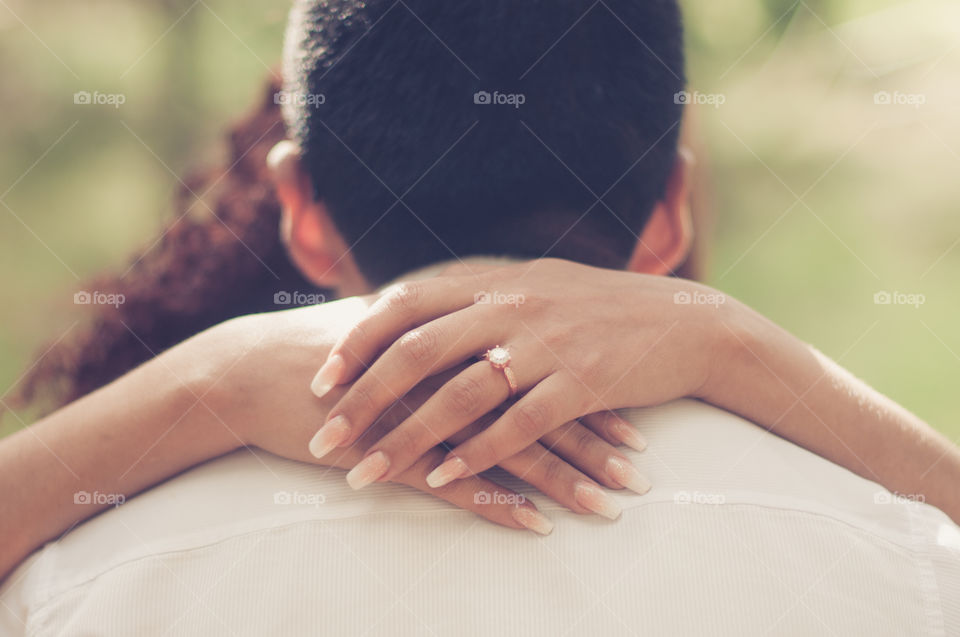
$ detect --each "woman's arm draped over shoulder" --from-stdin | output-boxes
[0,328,238,581]
[706,303,960,521]
[310,259,960,522]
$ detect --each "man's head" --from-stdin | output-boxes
[270,0,690,294]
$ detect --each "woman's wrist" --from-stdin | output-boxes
[689,290,805,414]
[178,316,279,451]
[675,284,756,404]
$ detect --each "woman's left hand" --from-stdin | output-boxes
[308,258,734,488]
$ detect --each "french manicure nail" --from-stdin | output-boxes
[308,415,351,458]
[511,506,554,536]
[425,457,469,489]
[607,415,647,452]
[605,456,652,495]
[574,480,622,520]
[346,451,390,489]
[311,353,345,398]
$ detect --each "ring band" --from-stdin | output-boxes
[483,345,519,397]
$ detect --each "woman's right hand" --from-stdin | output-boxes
[308,259,718,489]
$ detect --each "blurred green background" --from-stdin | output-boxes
[1,0,958,440]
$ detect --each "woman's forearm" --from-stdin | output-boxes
[0,333,240,581]
[702,300,960,522]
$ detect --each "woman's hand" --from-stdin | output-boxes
[309,258,731,489]
[305,258,960,528]
[209,303,644,525]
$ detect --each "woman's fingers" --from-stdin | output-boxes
[426,373,586,486]
[580,411,648,452]
[312,307,507,453]
[340,358,548,486]
[392,445,553,535]
[311,276,491,395]
[444,416,631,519]
[538,421,651,494]
[311,407,553,535]
[495,442,623,520]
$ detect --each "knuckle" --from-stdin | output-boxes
[383,282,423,314]
[444,375,487,416]
[577,350,604,377]
[569,426,597,458]
[540,455,567,485]
[396,328,439,365]
[512,400,553,437]
[341,321,370,355]
[542,328,567,352]
[345,384,378,417]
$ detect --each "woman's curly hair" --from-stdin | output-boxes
[13,78,322,413]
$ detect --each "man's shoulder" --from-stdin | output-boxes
[4,399,959,636]
[612,399,958,542]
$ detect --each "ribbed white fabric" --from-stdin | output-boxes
[1,399,958,636]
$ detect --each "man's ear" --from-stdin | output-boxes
[267,141,364,291]
[626,148,694,276]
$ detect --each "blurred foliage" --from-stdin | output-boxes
[1,0,958,440]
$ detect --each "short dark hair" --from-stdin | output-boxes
[283,0,685,286]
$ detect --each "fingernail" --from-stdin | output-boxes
[511,506,554,536]
[308,415,351,458]
[605,456,652,495]
[574,480,622,520]
[607,415,647,452]
[311,353,345,398]
[425,457,469,489]
[346,451,390,489]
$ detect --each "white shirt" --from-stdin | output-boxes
[2,398,958,636]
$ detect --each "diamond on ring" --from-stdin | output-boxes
[486,346,511,368]
[483,345,518,396]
